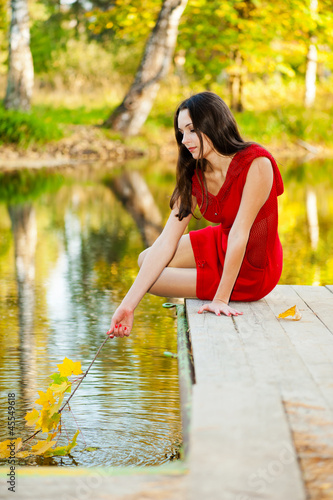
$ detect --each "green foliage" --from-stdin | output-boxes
[30,13,70,73]
[0,106,63,147]
[0,169,65,204]
[235,103,333,146]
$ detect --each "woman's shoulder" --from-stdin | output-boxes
[236,144,283,196]
[240,143,274,160]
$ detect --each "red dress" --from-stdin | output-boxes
[189,144,284,301]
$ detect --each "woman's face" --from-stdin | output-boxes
[177,109,213,160]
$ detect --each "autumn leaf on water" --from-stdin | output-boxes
[44,430,80,457]
[277,305,302,321]
[57,357,83,377]
[30,440,57,456]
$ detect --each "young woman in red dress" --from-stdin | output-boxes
[107,92,284,338]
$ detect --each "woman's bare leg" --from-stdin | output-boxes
[138,234,197,298]
[138,234,196,268]
[148,267,197,297]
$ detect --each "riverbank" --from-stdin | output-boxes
[0,123,333,171]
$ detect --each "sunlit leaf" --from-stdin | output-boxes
[25,408,40,427]
[44,430,80,457]
[0,438,22,459]
[277,305,302,321]
[49,381,71,394]
[38,409,56,433]
[57,357,83,377]
[48,394,64,417]
[30,440,57,456]
[50,373,68,385]
[35,388,56,408]
[16,450,31,458]
[67,430,80,453]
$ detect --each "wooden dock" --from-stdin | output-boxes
[2,284,333,500]
[184,284,333,500]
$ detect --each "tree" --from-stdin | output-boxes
[104,0,188,136]
[4,0,34,111]
[304,0,318,107]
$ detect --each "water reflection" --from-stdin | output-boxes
[8,204,38,407]
[0,155,333,468]
[106,170,163,247]
[0,169,181,467]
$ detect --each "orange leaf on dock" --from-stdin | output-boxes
[277,305,302,321]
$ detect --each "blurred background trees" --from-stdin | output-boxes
[0,0,332,141]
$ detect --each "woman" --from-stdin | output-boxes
[107,91,284,338]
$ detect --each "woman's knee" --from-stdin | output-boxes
[137,247,150,268]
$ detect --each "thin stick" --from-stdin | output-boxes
[59,335,110,413]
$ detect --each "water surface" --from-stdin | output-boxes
[0,155,332,467]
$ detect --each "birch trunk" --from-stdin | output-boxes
[4,0,34,111]
[228,51,244,112]
[104,0,188,136]
[304,0,318,108]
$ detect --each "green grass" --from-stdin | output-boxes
[0,105,64,147]
[33,104,111,126]
[235,105,333,147]
[1,84,333,151]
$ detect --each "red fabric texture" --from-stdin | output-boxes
[189,144,284,301]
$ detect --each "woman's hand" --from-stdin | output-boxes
[107,304,134,338]
[198,299,243,317]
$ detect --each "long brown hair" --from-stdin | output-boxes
[170,91,253,220]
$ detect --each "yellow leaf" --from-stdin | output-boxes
[57,357,83,377]
[25,408,40,427]
[37,409,55,433]
[35,388,56,408]
[16,450,31,458]
[277,305,302,321]
[30,440,57,456]
[48,394,64,417]
[49,381,71,394]
[0,438,22,459]
[67,429,80,453]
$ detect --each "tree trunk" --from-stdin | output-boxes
[4,0,34,111]
[304,0,318,108]
[107,171,163,247]
[104,0,188,136]
[228,51,244,112]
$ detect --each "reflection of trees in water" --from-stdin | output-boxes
[279,156,333,285]
[106,170,163,247]
[306,188,319,251]
[8,204,37,406]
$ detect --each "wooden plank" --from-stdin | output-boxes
[292,285,333,334]
[265,285,333,413]
[188,382,306,500]
[233,294,333,496]
[325,285,333,294]
[186,299,254,386]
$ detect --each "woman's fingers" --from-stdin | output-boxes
[197,302,243,317]
[108,319,132,338]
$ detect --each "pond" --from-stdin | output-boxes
[0,154,332,468]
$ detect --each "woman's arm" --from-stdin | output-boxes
[198,156,274,317]
[108,202,193,337]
